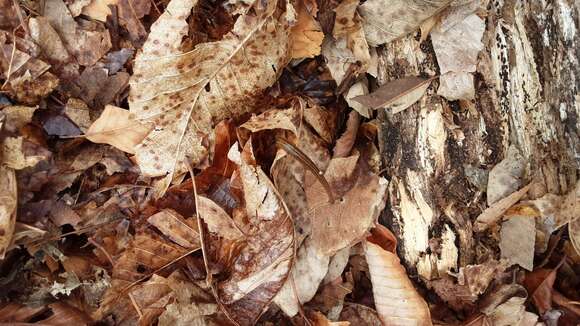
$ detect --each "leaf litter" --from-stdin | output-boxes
[0,0,579,325]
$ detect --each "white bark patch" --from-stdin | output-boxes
[558,0,576,42]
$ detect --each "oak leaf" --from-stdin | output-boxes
[128,0,292,195]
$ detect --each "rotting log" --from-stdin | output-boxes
[377,0,579,282]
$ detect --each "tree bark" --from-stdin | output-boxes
[377,0,579,283]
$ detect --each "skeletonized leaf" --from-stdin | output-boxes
[352,77,433,113]
[86,105,152,154]
[0,166,16,259]
[365,241,432,326]
[147,209,200,249]
[359,0,452,46]
[499,216,535,271]
[128,0,291,191]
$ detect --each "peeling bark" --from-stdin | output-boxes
[377,0,579,283]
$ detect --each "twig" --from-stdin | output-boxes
[1,31,17,90]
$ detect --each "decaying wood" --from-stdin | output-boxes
[378,0,579,282]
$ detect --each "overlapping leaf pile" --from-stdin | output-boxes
[0,0,579,325]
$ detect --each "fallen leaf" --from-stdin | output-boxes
[339,303,382,326]
[457,259,508,297]
[499,215,535,271]
[432,12,484,100]
[307,154,388,255]
[147,209,200,249]
[352,76,434,113]
[1,136,50,169]
[197,195,244,240]
[474,184,531,232]
[274,237,330,317]
[0,105,36,133]
[216,141,294,325]
[333,110,360,158]
[81,0,116,21]
[0,165,17,259]
[359,0,452,46]
[487,145,526,205]
[240,107,301,135]
[322,247,350,284]
[43,0,111,66]
[64,98,91,131]
[309,310,350,325]
[128,0,292,193]
[365,239,432,325]
[29,17,72,64]
[290,1,324,58]
[523,258,565,314]
[485,296,532,326]
[86,105,152,154]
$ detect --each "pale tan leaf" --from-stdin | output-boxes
[485,296,529,326]
[0,106,37,132]
[499,216,535,271]
[475,184,531,232]
[310,311,350,326]
[365,241,432,326]
[0,165,16,259]
[129,0,291,193]
[147,209,200,249]
[1,136,50,170]
[81,0,117,21]
[359,0,452,46]
[274,237,330,317]
[352,77,433,113]
[307,155,388,255]
[437,72,476,101]
[290,2,323,58]
[323,247,350,284]
[487,145,526,205]
[86,105,152,154]
[197,196,243,240]
[240,107,301,135]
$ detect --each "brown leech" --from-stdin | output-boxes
[276,137,334,204]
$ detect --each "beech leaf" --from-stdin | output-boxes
[352,76,434,113]
[365,240,432,325]
[359,0,452,46]
[128,0,292,192]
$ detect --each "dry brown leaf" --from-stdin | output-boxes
[216,141,294,325]
[474,184,531,232]
[81,0,116,21]
[29,17,72,64]
[197,195,244,240]
[333,110,360,158]
[43,0,111,66]
[523,259,565,315]
[321,37,371,117]
[352,77,434,113]
[499,215,535,271]
[290,1,324,58]
[307,154,388,255]
[147,209,200,249]
[457,260,508,297]
[339,303,382,326]
[128,0,292,194]
[485,296,537,326]
[240,107,301,135]
[310,311,350,325]
[365,241,432,326]
[1,136,50,170]
[86,105,152,154]
[359,0,452,46]
[64,98,91,131]
[487,145,526,205]
[0,165,16,259]
[274,237,330,317]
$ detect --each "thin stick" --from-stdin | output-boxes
[1,31,17,90]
